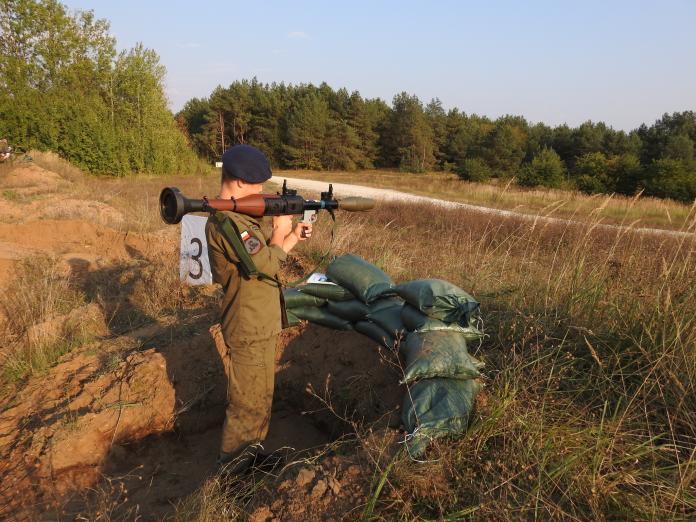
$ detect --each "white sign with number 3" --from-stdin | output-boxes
[179,215,212,285]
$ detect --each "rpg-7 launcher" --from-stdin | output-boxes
[159,180,374,226]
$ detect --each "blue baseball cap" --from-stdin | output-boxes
[221,144,272,183]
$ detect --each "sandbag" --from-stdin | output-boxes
[402,378,481,456]
[283,288,327,308]
[401,304,484,342]
[326,254,393,304]
[354,320,395,349]
[298,282,355,302]
[291,306,354,331]
[285,309,301,327]
[326,299,370,322]
[393,279,479,323]
[400,331,483,383]
[366,297,406,337]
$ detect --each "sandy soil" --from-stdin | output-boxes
[0,160,405,520]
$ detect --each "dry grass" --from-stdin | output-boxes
[294,199,695,520]
[277,169,696,232]
[0,256,89,382]
[1,157,694,519]
[30,150,86,183]
[169,193,695,520]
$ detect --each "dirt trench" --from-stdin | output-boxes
[0,319,404,520]
[0,162,405,520]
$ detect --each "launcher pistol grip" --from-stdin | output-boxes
[300,209,317,238]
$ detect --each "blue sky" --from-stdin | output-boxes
[62,0,695,131]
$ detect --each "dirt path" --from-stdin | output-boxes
[270,176,696,239]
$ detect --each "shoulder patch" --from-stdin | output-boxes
[244,236,263,255]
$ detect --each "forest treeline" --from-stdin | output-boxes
[0,0,204,175]
[1,1,694,202]
[178,81,696,202]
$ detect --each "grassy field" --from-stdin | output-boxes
[289,192,695,520]
[276,169,696,232]
[1,155,694,520]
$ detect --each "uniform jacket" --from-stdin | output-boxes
[205,211,286,343]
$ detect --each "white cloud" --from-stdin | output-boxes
[288,31,309,39]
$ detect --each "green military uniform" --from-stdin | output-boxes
[205,211,287,462]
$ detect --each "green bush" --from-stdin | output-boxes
[643,158,696,202]
[0,1,203,176]
[456,158,492,181]
[518,147,565,188]
[576,174,608,194]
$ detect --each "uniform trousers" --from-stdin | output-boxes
[219,333,277,460]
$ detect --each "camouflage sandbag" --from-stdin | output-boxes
[326,254,393,304]
[292,306,353,331]
[283,288,327,308]
[366,297,406,337]
[285,309,301,327]
[400,331,483,383]
[401,304,484,343]
[326,299,370,322]
[298,282,355,301]
[402,378,481,456]
[354,320,395,349]
[393,279,479,323]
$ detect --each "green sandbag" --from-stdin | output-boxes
[402,378,481,456]
[366,297,406,337]
[326,299,370,322]
[285,309,301,327]
[354,320,395,349]
[326,254,394,304]
[393,279,479,323]
[292,306,354,331]
[283,288,327,308]
[298,282,355,301]
[401,304,484,343]
[400,331,483,383]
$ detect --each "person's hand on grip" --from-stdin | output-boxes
[293,223,312,241]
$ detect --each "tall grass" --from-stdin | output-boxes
[2,156,693,519]
[294,199,695,519]
[30,150,86,182]
[0,256,89,382]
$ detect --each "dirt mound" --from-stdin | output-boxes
[0,220,141,256]
[0,161,123,230]
[0,163,68,194]
[0,219,150,286]
[37,198,124,224]
[0,196,125,225]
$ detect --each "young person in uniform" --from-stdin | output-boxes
[205,144,312,471]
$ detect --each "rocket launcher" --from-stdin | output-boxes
[159,180,374,225]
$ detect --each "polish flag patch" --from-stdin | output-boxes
[240,230,250,242]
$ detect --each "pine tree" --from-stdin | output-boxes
[283,92,329,169]
[386,92,435,173]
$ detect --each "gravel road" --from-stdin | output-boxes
[270,176,695,239]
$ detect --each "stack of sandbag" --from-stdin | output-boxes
[392,279,484,455]
[283,283,355,331]
[282,255,485,456]
[283,254,407,348]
